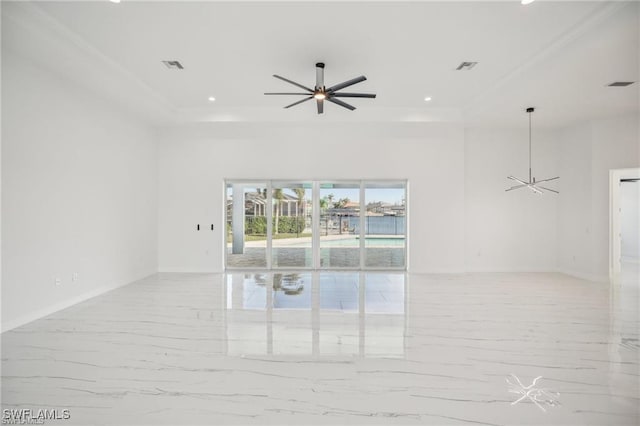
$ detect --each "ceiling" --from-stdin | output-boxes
[3,1,638,127]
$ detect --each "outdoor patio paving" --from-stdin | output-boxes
[227,247,405,268]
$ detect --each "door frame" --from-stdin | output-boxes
[609,168,640,285]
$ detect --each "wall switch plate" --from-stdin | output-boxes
[72,273,79,282]
[55,278,61,286]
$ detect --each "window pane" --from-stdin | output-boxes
[319,183,360,268]
[271,183,312,268]
[364,183,406,268]
[226,183,268,268]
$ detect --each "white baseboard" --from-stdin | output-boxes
[158,267,222,273]
[1,271,157,333]
[464,266,557,273]
[555,268,609,283]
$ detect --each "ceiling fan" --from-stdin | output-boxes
[506,107,559,194]
[264,62,376,114]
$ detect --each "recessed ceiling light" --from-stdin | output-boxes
[521,0,535,5]
[110,0,121,3]
[424,96,432,102]
[208,96,216,102]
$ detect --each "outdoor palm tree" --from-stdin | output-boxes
[273,188,284,235]
[293,188,306,236]
[293,188,305,216]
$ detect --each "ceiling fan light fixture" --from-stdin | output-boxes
[314,92,326,100]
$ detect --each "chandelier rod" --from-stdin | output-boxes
[529,108,532,183]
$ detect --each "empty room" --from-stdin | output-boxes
[1,1,639,425]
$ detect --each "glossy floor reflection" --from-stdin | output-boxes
[226,273,405,358]
[2,272,638,425]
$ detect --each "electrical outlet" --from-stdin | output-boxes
[55,278,61,286]
[72,273,79,282]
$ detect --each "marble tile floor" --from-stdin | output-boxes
[1,272,638,425]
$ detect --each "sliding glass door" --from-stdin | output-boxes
[271,182,313,268]
[318,182,361,268]
[364,182,406,268]
[225,180,407,270]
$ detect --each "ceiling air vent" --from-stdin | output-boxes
[456,61,478,71]
[162,60,184,70]
[607,81,634,87]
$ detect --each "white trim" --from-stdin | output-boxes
[1,272,156,333]
[405,181,410,271]
[409,269,466,275]
[465,266,561,273]
[609,168,640,286]
[159,267,222,273]
[266,182,273,270]
[222,180,228,271]
[359,182,366,269]
[556,268,609,283]
[312,182,320,269]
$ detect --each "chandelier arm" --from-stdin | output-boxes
[533,176,560,184]
[537,186,559,194]
[505,184,528,192]
[508,176,529,186]
[528,185,543,194]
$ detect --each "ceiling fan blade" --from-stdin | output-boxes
[317,99,324,114]
[265,92,312,95]
[332,93,377,98]
[327,97,356,111]
[538,186,559,194]
[327,76,366,93]
[273,75,314,92]
[316,62,324,89]
[505,184,527,192]
[533,176,560,184]
[284,96,313,109]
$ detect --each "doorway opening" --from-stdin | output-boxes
[610,168,640,287]
[225,180,407,270]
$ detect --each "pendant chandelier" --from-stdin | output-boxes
[506,107,559,194]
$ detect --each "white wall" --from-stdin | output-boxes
[557,114,640,282]
[157,123,465,274]
[464,128,559,271]
[1,49,158,331]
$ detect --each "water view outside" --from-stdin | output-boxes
[226,181,406,269]
[365,184,406,268]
